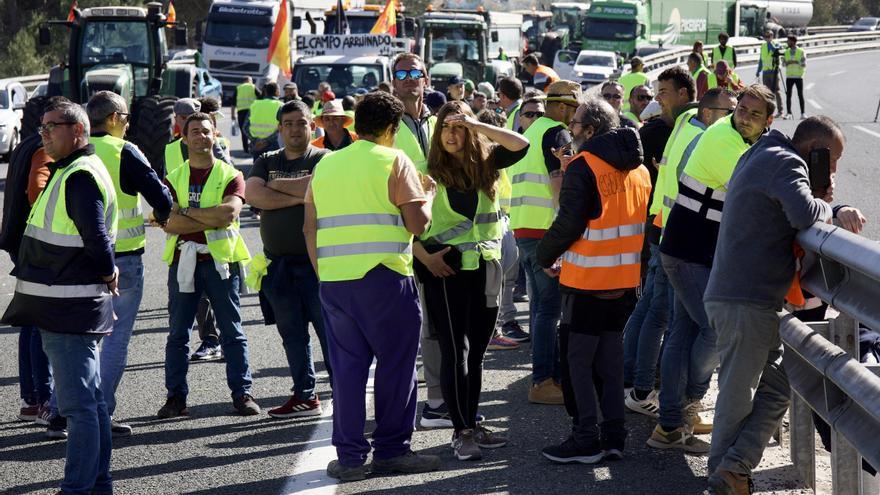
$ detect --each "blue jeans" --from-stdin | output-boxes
[165,261,253,400]
[19,326,51,404]
[41,330,112,495]
[516,237,561,383]
[622,243,671,391]
[261,254,330,399]
[658,253,718,429]
[100,255,145,416]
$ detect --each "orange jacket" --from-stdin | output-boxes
[560,151,652,291]
[534,65,560,92]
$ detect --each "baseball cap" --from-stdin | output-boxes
[283,82,297,91]
[174,98,201,117]
[424,91,447,112]
[448,75,464,86]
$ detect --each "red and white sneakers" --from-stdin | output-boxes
[268,395,323,419]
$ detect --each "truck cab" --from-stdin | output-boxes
[550,2,591,49]
[419,8,522,92]
[582,0,647,56]
[324,4,417,37]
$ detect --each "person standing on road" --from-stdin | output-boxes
[304,91,442,481]
[158,112,258,419]
[688,53,711,100]
[245,100,332,418]
[2,99,118,495]
[538,98,651,464]
[522,54,561,93]
[704,116,841,494]
[87,91,173,437]
[496,77,524,132]
[757,30,785,117]
[648,84,775,455]
[783,34,807,120]
[712,32,738,69]
[247,82,284,160]
[415,101,528,460]
[618,57,650,113]
[622,67,694,420]
[509,80,578,405]
[232,76,259,153]
[311,100,358,151]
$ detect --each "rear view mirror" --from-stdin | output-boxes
[491,31,499,42]
[39,25,51,45]
[174,26,187,46]
[292,17,302,30]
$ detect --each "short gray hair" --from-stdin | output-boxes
[87,91,127,128]
[46,99,90,136]
[578,98,619,136]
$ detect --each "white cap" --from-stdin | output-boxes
[640,100,662,121]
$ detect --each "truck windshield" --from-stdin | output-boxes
[80,21,151,65]
[428,27,481,63]
[325,15,377,34]
[204,21,272,49]
[583,18,637,40]
[292,64,384,98]
[552,8,582,33]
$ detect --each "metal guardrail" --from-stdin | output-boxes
[781,222,880,494]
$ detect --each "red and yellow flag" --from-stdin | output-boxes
[267,0,291,77]
[166,0,177,23]
[370,0,397,36]
[67,0,78,22]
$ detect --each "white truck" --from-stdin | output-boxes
[291,34,409,99]
[199,0,334,100]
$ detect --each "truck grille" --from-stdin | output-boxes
[209,60,260,72]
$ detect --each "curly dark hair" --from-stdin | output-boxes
[354,91,404,137]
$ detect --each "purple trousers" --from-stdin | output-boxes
[320,266,422,467]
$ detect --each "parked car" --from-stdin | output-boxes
[0,79,28,161]
[849,17,880,32]
[555,49,620,89]
[162,61,224,102]
[30,81,48,99]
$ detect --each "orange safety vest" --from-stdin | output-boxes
[311,131,359,150]
[559,151,652,291]
[534,65,560,91]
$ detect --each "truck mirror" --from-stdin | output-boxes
[491,31,499,42]
[404,18,416,35]
[174,26,188,46]
[39,25,51,46]
[195,20,203,43]
[292,17,302,30]
[640,24,646,36]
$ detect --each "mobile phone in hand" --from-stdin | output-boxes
[808,148,831,192]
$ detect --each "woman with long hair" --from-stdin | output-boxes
[414,100,529,460]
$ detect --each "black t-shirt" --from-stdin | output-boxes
[444,144,529,220]
[542,125,572,174]
[248,146,330,256]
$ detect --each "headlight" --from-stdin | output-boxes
[575,71,583,77]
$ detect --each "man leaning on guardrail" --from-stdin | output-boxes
[702,116,843,495]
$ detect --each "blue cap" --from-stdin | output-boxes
[354,88,369,96]
[424,90,447,111]
[447,75,464,86]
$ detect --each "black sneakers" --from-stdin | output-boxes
[542,436,604,464]
[157,395,189,419]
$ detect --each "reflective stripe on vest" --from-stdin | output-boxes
[24,154,118,248]
[559,151,651,291]
[235,83,257,110]
[92,135,146,252]
[421,183,502,270]
[162,159,250,265]
[395,115,436,173]
[249,99,283,139]
[654,110,707,228]
[312,140,414,281]
[15,279,110,298]
[649,108,699,216]
[676,172,725,223]
[507,117,560,230]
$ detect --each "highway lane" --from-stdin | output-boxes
[1,49,878,494]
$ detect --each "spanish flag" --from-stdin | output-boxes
[370,0,397,36]
[67,0,78,22]
[166,0,177,24]
[267,0,291,77]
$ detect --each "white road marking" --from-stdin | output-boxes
[808,99,824,110]
[854,125,880,139]
[806,82,815,91]
[828,70,847,77]
[280,363,376,495]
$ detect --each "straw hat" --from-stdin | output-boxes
[315,100,353,128]
[543,80,582,105]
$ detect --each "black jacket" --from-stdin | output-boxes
[536,127,644,270]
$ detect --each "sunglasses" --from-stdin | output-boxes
[635,95,653,101]
[394,69,425,81]
[602,93,623,100]
[38,121,76,134]
[521,111,544,119]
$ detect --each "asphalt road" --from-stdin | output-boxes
[1,50,879,495]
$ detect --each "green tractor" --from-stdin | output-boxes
[25,2,195,172]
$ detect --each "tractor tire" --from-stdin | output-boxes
[129,95,176,176]
[21,96,48,139]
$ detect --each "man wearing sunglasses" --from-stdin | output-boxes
[86,91,173,437]
[518,98,545,133]
[508,79,578,406]
[618,57,650,113]
[623,85,654,129]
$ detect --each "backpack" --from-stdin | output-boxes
[0,134,44,260]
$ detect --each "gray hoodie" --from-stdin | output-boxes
[704,129,832,308]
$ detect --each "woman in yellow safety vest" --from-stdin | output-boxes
[414,101,529,461]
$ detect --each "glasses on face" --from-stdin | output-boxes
[38,122,76,134]
[708,107,735,115]
[602,93,623,101]
[521,111,544,119]
[636,94,653,101]
[116,111,130,123]
[393,69,425,81]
